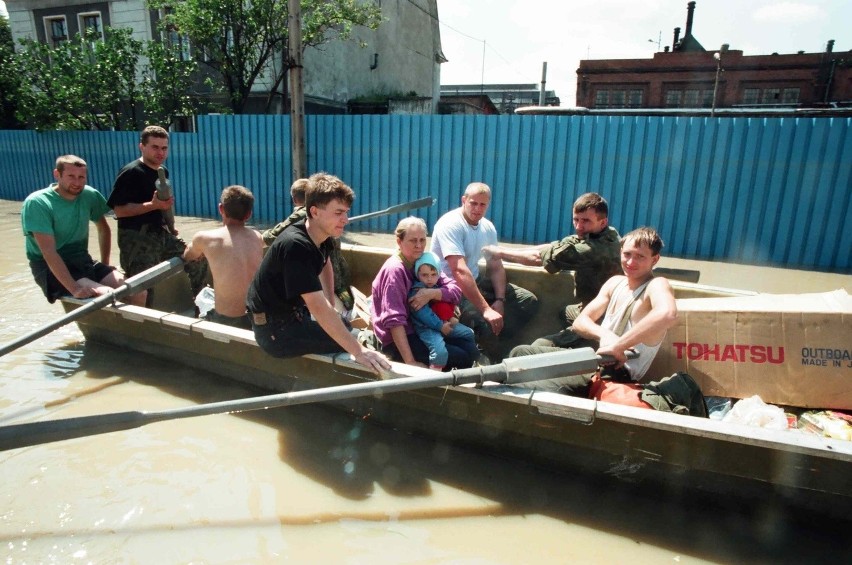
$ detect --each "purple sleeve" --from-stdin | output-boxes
[438,273,462,305]
[370,257,414,346]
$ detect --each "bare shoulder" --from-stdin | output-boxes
[602,274,626,293]
[648,276,674,293]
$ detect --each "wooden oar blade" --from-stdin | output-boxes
[0,410,151,451]
[349,197,435,223]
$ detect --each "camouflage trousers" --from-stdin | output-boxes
[118,227,210,298]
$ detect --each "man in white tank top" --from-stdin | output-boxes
[511,227,677,396]
[573,226,677,381]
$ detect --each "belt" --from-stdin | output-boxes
[251,306,306,326]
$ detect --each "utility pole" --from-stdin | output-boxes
[288,0,306,180]
[711,44,729,117]
[539,62,548,106]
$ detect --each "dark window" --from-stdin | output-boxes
[45,16,68,47]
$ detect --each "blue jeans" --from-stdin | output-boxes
[382,331,478,370]
[251,307,348,358]
[416,322,477,367]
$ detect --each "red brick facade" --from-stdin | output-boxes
[576,48,851,110]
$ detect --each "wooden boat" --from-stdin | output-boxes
[59,243,852,518]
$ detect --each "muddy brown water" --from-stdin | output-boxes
[1,199,849,563]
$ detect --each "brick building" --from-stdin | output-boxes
[576,1,850,111]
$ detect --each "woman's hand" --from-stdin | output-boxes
[408,288,438,311]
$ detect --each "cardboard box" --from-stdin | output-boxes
[648,289,852,409]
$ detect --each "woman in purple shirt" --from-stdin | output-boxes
[370,217,478,369]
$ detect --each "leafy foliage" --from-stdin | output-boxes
[0,16,23,128]
[146,0,383,113]
[14,27,206,130]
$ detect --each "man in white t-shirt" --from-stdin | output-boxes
[431,182,538,361]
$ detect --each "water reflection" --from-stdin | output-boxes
[1,200,851,563]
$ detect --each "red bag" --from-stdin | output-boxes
[588,374,654,409]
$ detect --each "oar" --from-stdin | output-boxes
[0,258,184,358]
[348,196,436,223]
[0,348,606,451]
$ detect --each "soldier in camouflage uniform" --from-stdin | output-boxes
[482,192,622,349]
[107,126,209,303]
[261,178,354,311]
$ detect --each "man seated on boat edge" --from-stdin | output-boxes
[21,155,146,306]
[507,227,706,415]
[431,182,539,362]
[261,177,356,314]
[182,185,263,330]
[369,217,478,370]
[246,172,391,374]
[481,191,622,349]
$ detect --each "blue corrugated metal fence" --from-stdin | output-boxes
[0,114,849,272]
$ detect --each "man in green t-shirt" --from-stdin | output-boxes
[22,155,144,305]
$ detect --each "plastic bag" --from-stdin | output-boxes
[194,286,215,317]
[706,396,732,421]
[722,395,788,430]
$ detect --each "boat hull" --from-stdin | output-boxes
[65,291,852,519]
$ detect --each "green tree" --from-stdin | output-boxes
[147,0,382,114]
[15,27,203,130]
[0,16,23,128]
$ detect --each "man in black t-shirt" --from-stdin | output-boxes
[246,172,390,374]
[107,125,209,302]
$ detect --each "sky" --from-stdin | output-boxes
[436,0,851,104]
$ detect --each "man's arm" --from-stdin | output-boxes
[446,254,504,335]
[319,259,335,305]
[113,192,173,219]
[182,231,208,262]
[94,217,111,265]
[32,233,97,298]
[571,277,617,342]
[482,244,548,266]
[302,290,391,373]
[446,255,488,312]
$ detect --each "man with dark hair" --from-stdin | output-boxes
[261,177,354,312]
[22,155,144,305]
[182,185,263,329]
[107,125,209,304]
[483,191,622,348]
[247,172,390,374]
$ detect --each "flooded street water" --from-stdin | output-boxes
[1,199,850,563]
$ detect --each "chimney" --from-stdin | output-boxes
[826,39,834,53]
[672,27,681,50]
[685,1,696,37]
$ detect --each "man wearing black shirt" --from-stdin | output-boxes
[107,125,209,302]
[247,172,390,374]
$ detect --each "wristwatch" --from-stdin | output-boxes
[493,297,505,303]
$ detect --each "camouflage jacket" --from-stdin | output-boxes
[261,206,306,247]
[539,226,622,307]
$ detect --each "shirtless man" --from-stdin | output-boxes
[512,227,677,396]
[182,185,263,329]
